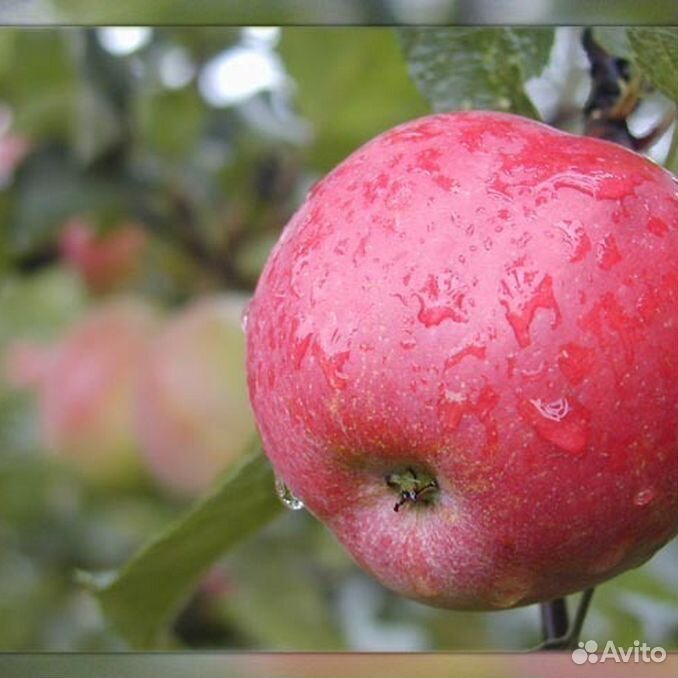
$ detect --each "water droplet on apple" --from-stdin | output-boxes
[595,234,622,270]
[313,346,350,389]
[417,303,467,327]
[414,275,470,327]
[647,216,668,237]
[558,342,594,386]
[518,396,590,454]
[555,220,591,263]
[240,304,250,333]
[633,487,656,507]
[529,397,570,422]
[499,272,561,348]
[275,476,305,510]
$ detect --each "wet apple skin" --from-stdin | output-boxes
[246,111,678,609]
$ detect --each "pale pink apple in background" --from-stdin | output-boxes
[3,340,54,390]
[4,298,159,483]
[136,295,256,497]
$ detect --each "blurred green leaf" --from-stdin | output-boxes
[43,0,381,24]
[153,27,240,62]
[91,448,282,648]
[591,542,678,648]
[279,28,428,170]
[398,27,555,118]
[71,30,135,165]
[0,267,87,347]
[594,27,631,58]
[0,31,75,139]
[4,0,677,25]
[222,515,346,649]
[136,87,204,158]
[628,28,678,101]
[0,549,59,648]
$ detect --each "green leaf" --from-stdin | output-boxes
[279,28,429,171]
[398,27,555,118]
[90,448,283,648]
[628,28,678,101]
[591,542,678,648]
[0,31,75,140]
[136,87,204,159]
[221,516,346,649]
[71,30,135,165]
[0,267,87,348]
[594,27,631,59]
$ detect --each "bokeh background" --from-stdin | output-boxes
[0,26,676,652]
[1,0,676,25]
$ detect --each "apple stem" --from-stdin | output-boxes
[538,587,595,650]
[384,467,439,512]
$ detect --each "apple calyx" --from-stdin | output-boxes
[385,467,439,512]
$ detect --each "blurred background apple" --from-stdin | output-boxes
[136,295,255,497]
[59,218,147,295]
[4,299,159,485]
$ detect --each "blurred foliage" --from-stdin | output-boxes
[595,27,678,103]
[627,28,678,101]
[279,28,428,170]
[588,26,678,172]
[0,25,676,655]
[92,448,281,648]
[399,28,555,118]
[218,513,349,650]
[1,0,677,24]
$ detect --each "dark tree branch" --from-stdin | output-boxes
[540,597,569,647]
[538,588,596,651]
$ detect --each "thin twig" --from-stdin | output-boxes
[536,588,596,650]
[566,587,595,649]
[540,598,569,649]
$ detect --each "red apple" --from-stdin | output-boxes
[135,295,256,497]
[4,299,159,483]
[245,112,678,609]
[59,218,147,294]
